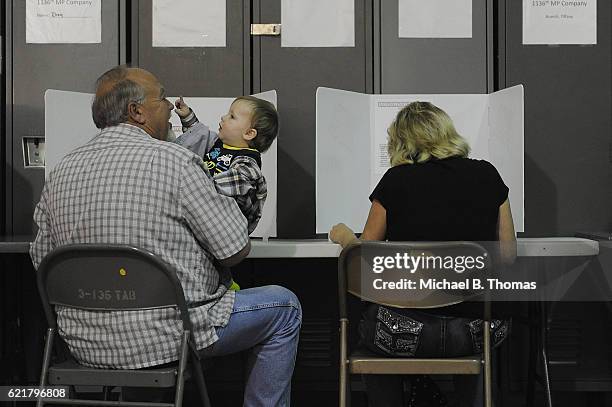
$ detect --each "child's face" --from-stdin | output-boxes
[218,100,256,147]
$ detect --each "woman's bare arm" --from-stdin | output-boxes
[497,198,517,264]
[329,200,387,248]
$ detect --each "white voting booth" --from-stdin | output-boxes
[316,85,524,233]
[45,89,278,238]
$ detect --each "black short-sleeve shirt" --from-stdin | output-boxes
[369,156,509,317]
[370,157,508,242]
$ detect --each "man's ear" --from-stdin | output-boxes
[127,101,147,125]
[244,128,257,141]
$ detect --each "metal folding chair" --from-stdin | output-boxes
[338,241,494,407]
[36,244,212,407]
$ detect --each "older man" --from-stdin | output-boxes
[30,66,301,406]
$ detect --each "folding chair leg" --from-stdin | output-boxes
[540,305,553,407]
[483,320,492,407]
[541,347,553,407]
[174,332,190,407]
[339,319,349,407]
[37,328,55,407]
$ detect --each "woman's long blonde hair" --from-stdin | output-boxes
[387,101,470,166]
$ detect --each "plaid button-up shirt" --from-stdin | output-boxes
[30,123,249,369]
[175,121,267,234]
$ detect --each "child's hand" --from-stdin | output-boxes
[174,96,191,118]
[329,223,358,248]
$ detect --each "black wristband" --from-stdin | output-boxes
[180,109,199,128]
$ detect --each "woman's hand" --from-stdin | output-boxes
[329,223,358,248]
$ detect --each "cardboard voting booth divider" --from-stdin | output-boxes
[316,85,524,233]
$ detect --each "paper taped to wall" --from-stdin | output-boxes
[26,0,101,44]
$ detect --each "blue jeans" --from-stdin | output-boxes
[199,285,302,407]
[360,306,507,407]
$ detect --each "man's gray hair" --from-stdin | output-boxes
[92,66,146,129]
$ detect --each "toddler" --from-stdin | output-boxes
[174,96,278,234]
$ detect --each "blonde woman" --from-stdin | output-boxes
[330,101,516,407]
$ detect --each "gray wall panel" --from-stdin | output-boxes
[1,5,5,235]
[380,0,490,93]
[136,0,248,97]
[258,0,371,237]
[504,0,612,235]
[9,0,609,239]
[9,0,121,235]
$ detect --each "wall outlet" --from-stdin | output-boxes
[23,137,45,168]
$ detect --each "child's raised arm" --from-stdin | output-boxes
[174,96,191,119]
[174,96,198,129]
[172,96,219,156]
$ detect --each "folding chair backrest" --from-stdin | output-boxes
[338,241,490,315]
[36,244,191,330]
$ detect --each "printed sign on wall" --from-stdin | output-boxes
[523,0,597,45]
[26,0,101,44]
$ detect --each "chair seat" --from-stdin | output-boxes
[348,350,481,375]
[48,360,186,388]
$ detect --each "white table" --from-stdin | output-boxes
[3,237,598,258]
[248,237,599,258]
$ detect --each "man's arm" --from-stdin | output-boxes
[30,182,53,269]
[180,155,250,263]
[218,240,251,267]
